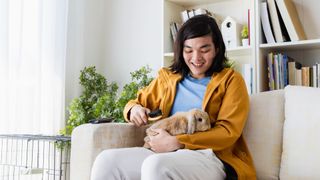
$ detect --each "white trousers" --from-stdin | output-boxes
[90,147,226,180]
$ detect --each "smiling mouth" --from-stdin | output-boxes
[191,62,204,67]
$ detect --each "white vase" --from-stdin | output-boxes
[242,38,249,46]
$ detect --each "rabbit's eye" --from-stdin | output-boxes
[198,118,203,122]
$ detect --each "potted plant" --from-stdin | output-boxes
[60,66,154,136]
[241,25,249,46]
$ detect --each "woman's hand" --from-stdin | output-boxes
[129,105,150,127]
[148,129,185,153]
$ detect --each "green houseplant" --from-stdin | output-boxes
[241,25,249,46]
[60,66,154,136]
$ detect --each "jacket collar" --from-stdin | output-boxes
[159,67,233,113]
[202,68,232,109]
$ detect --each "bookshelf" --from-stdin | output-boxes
[163,0,320,93]
[163,0,257,93]
[256,0,320,92]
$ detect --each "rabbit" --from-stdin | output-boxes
[143,108,213,149]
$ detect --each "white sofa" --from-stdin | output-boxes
[70,86,320,180]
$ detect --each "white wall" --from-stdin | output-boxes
[103,0,163,89]
[65,0,162,109]
[65,0,106,107]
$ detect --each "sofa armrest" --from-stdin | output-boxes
[70,123,147,180]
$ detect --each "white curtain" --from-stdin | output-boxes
[0,0,68,135]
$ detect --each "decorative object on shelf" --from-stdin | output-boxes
[241,25,249,46]
[221,16,241,49]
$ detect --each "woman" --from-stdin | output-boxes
[91,15,256,180]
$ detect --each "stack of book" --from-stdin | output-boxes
[170,8,217,42]
[170,22,181,42]
[267,52,289,90]
[260,0,306,44]
[267,52,320,90]
[180,8,212,23]
[288,62,320,87]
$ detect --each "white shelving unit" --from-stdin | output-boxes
[162,0,257,93]
[163,0,320,93]
[256,0,320,92]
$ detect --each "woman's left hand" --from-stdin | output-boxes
[148,129,184,153]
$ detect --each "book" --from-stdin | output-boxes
[288,61,296,85]
[296,69,302,86]
[267,0,284,42]
[242,64,253,94]
[181,10,190,23]
[312,65,317,87]
[317,63,320,88]
[170,22,177,42]
[273,54,280,89]
[277,2,291,42]
[278,53,284,89]
[194,8,208,16]
[188,9,195,19]
[260,2,276,43]
[301,67,310,86]
[267,52,275,90]
[275,0,306,41]
[282,54,288,86]
[287,60,302,85]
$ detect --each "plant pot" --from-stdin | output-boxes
[242,38,249,47]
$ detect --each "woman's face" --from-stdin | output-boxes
[183,35,217,79]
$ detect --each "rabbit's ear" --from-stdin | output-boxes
[187,114,196,134]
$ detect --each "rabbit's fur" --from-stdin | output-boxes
[143,108,213,148]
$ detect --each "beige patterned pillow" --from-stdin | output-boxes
[244,90,284,180]
[280,86,320,179]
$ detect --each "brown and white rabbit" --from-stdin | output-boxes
[143,108,213,148]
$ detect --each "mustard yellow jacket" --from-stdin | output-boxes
[124,67,256,180]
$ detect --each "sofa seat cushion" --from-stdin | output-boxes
[280,86,320,179]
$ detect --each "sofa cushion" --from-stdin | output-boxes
[280,86,320,179]
[243,90,284,180]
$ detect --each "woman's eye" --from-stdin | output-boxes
[201,49,210,53]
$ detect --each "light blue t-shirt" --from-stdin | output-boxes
[170,74,211,115]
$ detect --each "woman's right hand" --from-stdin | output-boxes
[129,105,151,127]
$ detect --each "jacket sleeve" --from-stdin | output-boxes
[123,73,166,122]
[176,73,250,151]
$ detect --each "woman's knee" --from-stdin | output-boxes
[141,154,172,178]
[90,149,122,180]
[93,149,120,168]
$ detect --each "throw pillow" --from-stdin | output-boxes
[244,90,284,179]
[280,85,320,179]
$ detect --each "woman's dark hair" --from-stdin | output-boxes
[169,15,227,77]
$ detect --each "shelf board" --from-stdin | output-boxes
[166,0,231,7]
[164,46,252,58]
[259,39,320,51]
[226,46,252,56]
[164,52,174,57]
